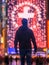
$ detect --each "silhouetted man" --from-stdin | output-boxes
[14,18,37,65]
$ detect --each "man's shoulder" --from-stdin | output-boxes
[28,28,33,32]
[17,26,22,31]
[19,26,22,29]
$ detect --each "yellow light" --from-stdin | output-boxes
[43,48,47,52]
[1,36,4,43]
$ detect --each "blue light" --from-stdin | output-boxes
[2,0,5,3]
[8,48,16,54]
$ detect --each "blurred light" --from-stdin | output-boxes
[27,2,30,5]
[1,36,4,43]
[43,48,47,52]
[12,55,16,59]
[12,11,15,14]
[24,1,28,5]
[13,22,16,25]
[5,53,8,56]
[15,24,19,28]
[12,18,15,21]
[17,5,19,8]
[33,25,36,29]
[38,15,41,18]
[47,55,49,58]
[36,23,40,26]
[2,0,5,3]
[38,17,41,21]
[19,3,22,7]
[47,20,49,48]
[14,7,17,11]
[22,2,24,5]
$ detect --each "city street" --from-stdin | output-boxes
[1,58,49,65]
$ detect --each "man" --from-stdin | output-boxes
[14,18,37,65]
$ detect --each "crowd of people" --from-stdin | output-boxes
[0,55,49,65]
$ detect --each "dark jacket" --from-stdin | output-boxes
[14,26,37,52]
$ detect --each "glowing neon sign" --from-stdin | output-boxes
[7,0,46,54]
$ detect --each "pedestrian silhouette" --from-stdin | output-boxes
[14,18,37,65]
[9,55,13,65]
[4,54,9,65]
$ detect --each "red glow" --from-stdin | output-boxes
[7,0,46,52]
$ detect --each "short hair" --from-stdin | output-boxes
[22,18,28,26]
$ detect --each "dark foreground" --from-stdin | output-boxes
[0,57,49,65]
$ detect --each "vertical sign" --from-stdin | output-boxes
[7,0,46,54]
[47,20,49,48]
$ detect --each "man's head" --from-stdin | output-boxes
[22,18,28,26]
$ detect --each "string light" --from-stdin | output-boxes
[7,0,46,54]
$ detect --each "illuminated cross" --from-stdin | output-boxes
[18,6,34,19]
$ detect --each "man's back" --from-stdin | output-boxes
[15,26,35,50]
[14,18,37,65]
[14,18,37,52]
